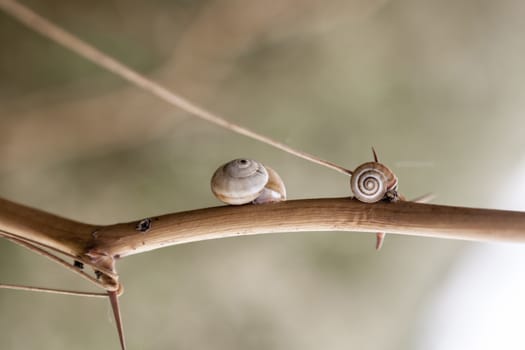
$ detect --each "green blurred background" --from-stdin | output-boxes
[1,0,525,349]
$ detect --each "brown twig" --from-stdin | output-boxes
[0,231,117,291]
[0,284,108,298]
[2,197,525,264]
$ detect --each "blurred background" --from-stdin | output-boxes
[1,0,525,349]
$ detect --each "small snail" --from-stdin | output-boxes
[350,149,399,203]
[350,148,400,250]
[211,158,286,205]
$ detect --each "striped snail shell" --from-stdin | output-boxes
[350,162,398,203]
[211,158,286,205]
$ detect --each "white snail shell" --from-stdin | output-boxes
[350,162,398,203]
[211,159,286,205]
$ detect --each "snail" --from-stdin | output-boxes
[350,148,400,250]
[350,148,399,204]
[211,158,286,205]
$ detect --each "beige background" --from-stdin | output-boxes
[1,0,525,349]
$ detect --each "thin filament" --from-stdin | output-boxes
[0,0,353,176]
[0,229,118,279]
[0,284,108,298]
[0,230,118,292]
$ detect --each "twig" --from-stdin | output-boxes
[1,197,525,263]
[0,0,353,177]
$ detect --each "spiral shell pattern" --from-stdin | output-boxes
[350,162,398,203]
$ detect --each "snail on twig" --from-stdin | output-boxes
[211,158,286,205]
[350,148,401,250]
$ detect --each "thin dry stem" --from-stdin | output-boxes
[0,284,108,298]
[0,228,118,278]
[0,232,117,291]
[108,290,127,350]
[0,0,352,177]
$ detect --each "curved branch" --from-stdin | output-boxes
[2,197,525,263]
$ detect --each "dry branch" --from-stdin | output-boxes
[1,197,524,266]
